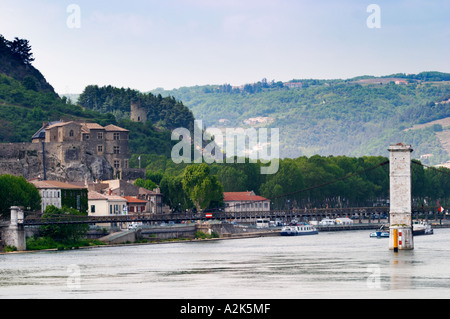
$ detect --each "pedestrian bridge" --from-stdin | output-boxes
[9,206,429,226]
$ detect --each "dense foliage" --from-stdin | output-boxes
[0,174,41,218]
[181,163,223,211]
[78,85,195,131]
[39,205,89,243]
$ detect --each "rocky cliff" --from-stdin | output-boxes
[0,142,114,182]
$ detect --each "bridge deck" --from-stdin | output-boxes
[19,206,392,225]
[0,206,443,226]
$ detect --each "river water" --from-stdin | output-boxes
[1,229,450,299]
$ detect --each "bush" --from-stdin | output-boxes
[5,245,17,252]
[195,231,219,239]
[26,235,106,251]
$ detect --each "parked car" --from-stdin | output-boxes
[319,218,335,226]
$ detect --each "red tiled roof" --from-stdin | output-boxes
[223,191,268,202]
[123,196,147,204]
[29,180,87,190]
[104,124,129,132]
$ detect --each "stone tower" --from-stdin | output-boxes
[388,143,414,251]
[130,100,147,123]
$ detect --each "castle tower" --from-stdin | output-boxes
[130,100,147,123]
[388,143,414,251]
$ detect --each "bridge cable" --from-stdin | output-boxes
[268,160,390,202]
[411,160,450,177]
[211,160,390,212]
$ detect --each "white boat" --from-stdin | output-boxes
[413,221,433,236]
[370,229,389,238]
[280,223,318,236]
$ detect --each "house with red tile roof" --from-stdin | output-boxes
[223,191,270,213]
[123,196,148,214]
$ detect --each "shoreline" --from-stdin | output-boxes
[0,230,281,255]
[3,222,449,255]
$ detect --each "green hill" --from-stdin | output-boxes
[152,74,450,165]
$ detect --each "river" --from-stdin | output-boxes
[1,229,450,299]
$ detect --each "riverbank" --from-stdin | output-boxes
[3,222,449,255]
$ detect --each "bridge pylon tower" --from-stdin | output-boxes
[388,143,414,251]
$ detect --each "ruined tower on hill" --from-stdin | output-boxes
[130,100,147,123]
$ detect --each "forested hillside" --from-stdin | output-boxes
[78,85,195,132]
[153,73,450,165]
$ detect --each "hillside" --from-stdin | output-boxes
[152,73,450,165]
[0,35,181,158]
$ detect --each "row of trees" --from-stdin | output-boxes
[134,154,450,211]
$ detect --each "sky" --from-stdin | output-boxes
[0,0,449,94]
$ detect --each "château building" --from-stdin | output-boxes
[31,120,130,179]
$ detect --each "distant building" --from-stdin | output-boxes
[88,191,127,216]
[31,120,131,179]
[243,117,273,126]
[29,179,88,213]
[138,187,164,214]
[283,82,303,89]
[87,179,164,214]
[123,196,148,214]
[223,191,270,213]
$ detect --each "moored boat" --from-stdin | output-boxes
[413,221,433,236]
[280,223,318,236]
[370,230,389,238]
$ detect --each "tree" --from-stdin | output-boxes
[159,174,192,211]
[39,205,89,243]
[182,164,223,211]
[216,166,247,192]
[8,37,35,65]
[0,174,41,218]
[22,76,38,91]
[134,178,157,191]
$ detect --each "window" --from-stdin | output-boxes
[97,145,103,153]
[113,132,120,140]
[113,146,120,154]
[124,160,128,169]
[97,132,103,139]
[91,205,95,213]
[114,160,120,169]
[69,130,74,137]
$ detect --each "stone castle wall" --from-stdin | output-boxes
[0,142,115,182]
